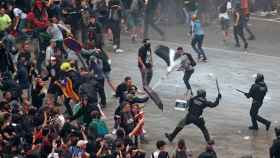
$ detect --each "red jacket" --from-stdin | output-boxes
[27,10,48,29]
[241,0,249,15]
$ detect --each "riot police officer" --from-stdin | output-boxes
[165,89,221,144]
[270,127,280,158]
[244,73,271,130]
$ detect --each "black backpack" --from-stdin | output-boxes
[219,1,227,13]
[185,53,196,67]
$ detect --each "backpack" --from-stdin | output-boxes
[219,2,227,13]
[185,53,196,67]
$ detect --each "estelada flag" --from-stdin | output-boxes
[55,78,80,102]
[129,111,145,137]
[144,85,163,111]
[64,37,82,53]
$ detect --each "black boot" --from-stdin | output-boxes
[165,127,183,142]
[266,121,271,131]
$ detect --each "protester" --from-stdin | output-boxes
[0,7,12,38]
[151,140,169,158]
[175,47,196,95]
[108,0,123,53]
[190,15,207,62]
[143,0,165,40]
[233,6,248,51]
[171,139,192,158]
[197,143,217,158]
[0,0,277,157]
[138,39,153,87]
[218,0,232,43]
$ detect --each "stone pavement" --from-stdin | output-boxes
[102,33,280,157]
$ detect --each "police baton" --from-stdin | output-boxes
[216,78,221,94]
[235,89,247,94]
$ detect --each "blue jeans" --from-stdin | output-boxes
[191,35,206,59]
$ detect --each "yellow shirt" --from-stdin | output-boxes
[0,14,12,31]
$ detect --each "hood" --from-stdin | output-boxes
[256,81,266,87]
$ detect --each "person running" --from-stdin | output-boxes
[244,73,271,131]
[218,0,232,42]
[190,15,207,62]
[143,0,165,40]
[175,47,196,96]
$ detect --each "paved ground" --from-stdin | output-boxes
[101,18,280,158]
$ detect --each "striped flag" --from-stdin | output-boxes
[55,78,80,102]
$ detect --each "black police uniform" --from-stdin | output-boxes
[270,138,280,158]
[165,93,221,144]
[245,76,271,130]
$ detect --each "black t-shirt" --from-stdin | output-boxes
[116,82,128,104]
[234,11,245,27]
[138,46,152,68]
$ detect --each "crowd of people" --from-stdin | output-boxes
[0,0,280,158]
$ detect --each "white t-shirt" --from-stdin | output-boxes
[13,8,27,19]
[45,46,54,64]
[219,2,232,19]
[47,24,64,41]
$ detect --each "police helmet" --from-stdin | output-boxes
[197,89,206,98]
[255,73,264,82]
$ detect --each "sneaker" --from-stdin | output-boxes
[116,49,124,53]
[113,45,117,50]
[235,43,240,47]
[248,126,259,130]
[202,58,208,62]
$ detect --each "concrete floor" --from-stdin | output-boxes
[101,19,280,158]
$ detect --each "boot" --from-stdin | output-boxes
[165,127,183,142]
[266,121,271,131]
